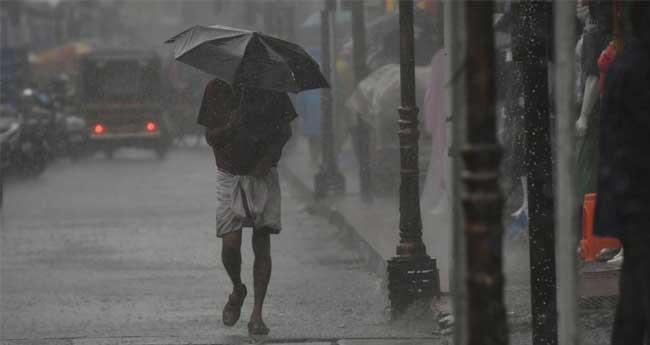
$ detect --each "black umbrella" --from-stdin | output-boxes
[165,25,329,93]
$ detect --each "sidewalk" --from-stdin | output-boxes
[279,135,619,341]
[281,136,452,292]
[1,336,438,345]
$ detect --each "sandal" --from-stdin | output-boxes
[222,285,247,327]
[248,319,270,336]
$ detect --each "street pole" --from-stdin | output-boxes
[444,1,467,344]
[512,2,558,345]
[462,2,508,345]
[349,0,373,202]
[554,2,578,345]
[387,0,439,318]
[314,0,345,198]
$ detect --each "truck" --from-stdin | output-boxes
[78,50,171,158]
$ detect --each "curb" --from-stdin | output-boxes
[2,336,441,345]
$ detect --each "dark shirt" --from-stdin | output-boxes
[594,39,650,238]
[197,79,295,175]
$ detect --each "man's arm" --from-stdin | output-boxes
[198,81,240,147]
[205,112,240,148]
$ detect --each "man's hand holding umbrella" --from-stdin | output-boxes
[204,109,241,147]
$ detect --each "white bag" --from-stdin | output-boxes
[231,176,269,222]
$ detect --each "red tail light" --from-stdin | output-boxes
[93,124,105,135]
[145,121,157,132]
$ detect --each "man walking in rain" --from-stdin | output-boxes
[198,79,295,336]
[595,2,650,344]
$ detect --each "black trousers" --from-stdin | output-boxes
[612,229,650,345]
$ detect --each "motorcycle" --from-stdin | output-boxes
[19,88,89,163]
[43,97,89,161]
[46,74,90,161]
[43,105,88,161]
[61,112,88,161]
[0,109,19,208]
[0,104,50,177]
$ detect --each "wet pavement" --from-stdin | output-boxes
[0,148,437,345]
[281,135,618,345]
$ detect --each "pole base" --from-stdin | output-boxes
[387,255,440,319]
[314,166,345,199]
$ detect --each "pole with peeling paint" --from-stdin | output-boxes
[314,0,345,199]
[462,2,508,345]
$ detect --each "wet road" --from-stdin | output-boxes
[0,148,435,344]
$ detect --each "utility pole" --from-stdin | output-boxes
[387,0,439,318]
[554,2,578,345]
[444,0,468,344]
[512,2,558,345]
[462,2,508,345]
[349,0,373,202]
[314,0,345,198]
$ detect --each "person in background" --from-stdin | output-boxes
[575,0,613,232]
[594,2,650,344]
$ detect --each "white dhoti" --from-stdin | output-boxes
[215,167,282,237]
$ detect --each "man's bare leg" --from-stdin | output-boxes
[222,230,244,289]
[249,228,272,335]
[221,230,247,326]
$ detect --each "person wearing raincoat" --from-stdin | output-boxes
[594,3,650,344]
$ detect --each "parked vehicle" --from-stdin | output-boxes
[0,104,49,177]
[60,112,88,161]
[78,50,171,158]
[45,74,90,161]
[0,107,18,208]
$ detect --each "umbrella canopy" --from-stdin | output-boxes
[165,25,329,93]
[339,8,440,69]
[345,64,430,147]
[301,10,351,29]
